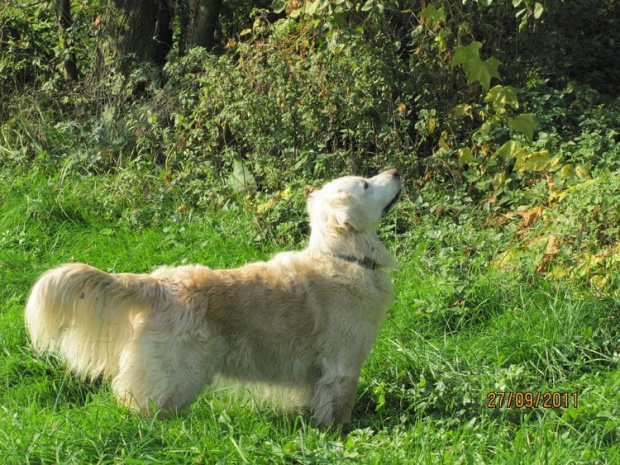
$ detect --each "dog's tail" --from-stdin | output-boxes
[25,263,161,380]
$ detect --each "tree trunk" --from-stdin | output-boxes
[154,1,174,67]
[96,0,173,76]
[54,0,78,80]
[185,0,223,51]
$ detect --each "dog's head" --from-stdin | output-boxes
[307,169,401,234]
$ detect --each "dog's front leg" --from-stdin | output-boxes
[311,373,360,428]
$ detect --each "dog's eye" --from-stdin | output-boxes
[362,181,369,190]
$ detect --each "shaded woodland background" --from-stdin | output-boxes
[1,0,619,292]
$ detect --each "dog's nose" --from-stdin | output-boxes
[387,168,400,179]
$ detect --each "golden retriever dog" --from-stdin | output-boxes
[25,169,401,427]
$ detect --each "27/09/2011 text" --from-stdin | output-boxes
[486,392,578,409]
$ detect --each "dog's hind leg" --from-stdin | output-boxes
[112,331,222,417]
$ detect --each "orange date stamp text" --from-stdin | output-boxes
[486,391,578,409]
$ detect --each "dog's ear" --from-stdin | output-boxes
[308,187,364,232]
[326,190,364,232]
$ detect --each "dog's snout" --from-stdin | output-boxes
[387,168,400,179]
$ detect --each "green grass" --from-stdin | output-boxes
[1,169,618,463]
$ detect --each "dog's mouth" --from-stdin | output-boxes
[382,189,401,217]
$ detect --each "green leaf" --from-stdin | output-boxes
[467,57,501,91]
[306,0,321,16]
[478,120,493,137]
[458,147,476,167]
[451,42,500,91]
[270,0,287,14]
[508,113,535,141]
[457,22,472,39]
[496,140,522,160]
[420,3,437,20]
[514,150,552,172]
[435,28,451,53]
[484,85,519,113]
[227,160,255,191]
[526,150,552,171]
[362,0,375,12]
[518,12,528,32]
[451,41,482,68]
[420,4,446,28]
[534,2,544,19]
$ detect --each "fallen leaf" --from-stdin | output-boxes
[537,234,562,273]
[518,206,543,228]
[546,234,561,255]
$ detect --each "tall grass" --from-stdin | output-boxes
[1,168,618,463]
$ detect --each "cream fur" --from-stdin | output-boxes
[24,169,401,427]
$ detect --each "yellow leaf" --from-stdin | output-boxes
[257,198,276,214]
[240,28,252,36]
[559,164,576,180]
[484,85,519,113]
[527,150,552,171]
[453,104,473,120]
[439,131,451,152]
[515,149,552,172]
[513,150,529,171]
[590,275,609,290]
[546,174,562,199]
[492,171,506,190]
[576,162,592,179]
[280,186,293,200]
[549,155,562,170]
[496,140,521,160]
[547,265,572,279]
